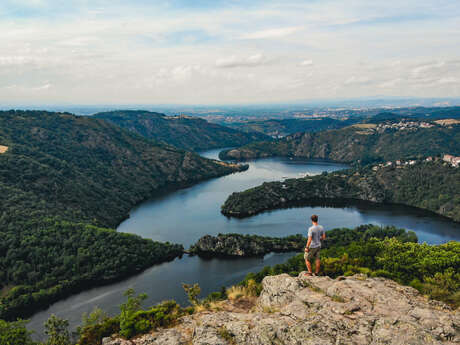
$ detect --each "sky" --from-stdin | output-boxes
[0,0,459,105]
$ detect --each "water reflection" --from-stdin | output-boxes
[28,149,460,339]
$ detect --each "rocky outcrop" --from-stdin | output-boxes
[103,273,459,345]
[189,233,305,257]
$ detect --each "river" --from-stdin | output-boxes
[28,149,460,339]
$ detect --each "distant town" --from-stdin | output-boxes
[372,154,460,171]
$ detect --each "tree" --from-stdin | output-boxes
[0,319,36,345]
[44,314,70,345]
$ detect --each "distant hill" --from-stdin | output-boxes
[220,121,460,164]
[382,106,460,119]
[224,117,357,137]
[0,110,246,320]
[93,110,270,151]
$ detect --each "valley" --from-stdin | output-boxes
[1,108,459,343]
[93,110,269,151]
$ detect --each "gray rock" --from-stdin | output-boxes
[103,273,460,345]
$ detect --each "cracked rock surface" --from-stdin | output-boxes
[103,273,459,345]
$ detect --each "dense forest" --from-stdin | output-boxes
[188,225,417,257]
[93,110,269,151]
[224,117,357,137]
[4,225,458,345]
[219,121,460,163]
[0,110,246,320]
[222,160,460,222]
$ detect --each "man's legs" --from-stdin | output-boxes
[305,259,313,274]
[315,258,321,274]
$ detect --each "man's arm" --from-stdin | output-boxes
[321,232,326,240]
[305,236,312,252]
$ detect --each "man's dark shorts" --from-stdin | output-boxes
[304,247,320,261]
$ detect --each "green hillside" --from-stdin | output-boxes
[94,110,269,151]
[0,110,246,320]
[219,121,460,164]
[222,160,460,222]
[225,117,357,137]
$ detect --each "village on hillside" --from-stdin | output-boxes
[372,154,460,172]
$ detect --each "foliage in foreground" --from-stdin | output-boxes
[241,238,460,307]
[1,226,458,345]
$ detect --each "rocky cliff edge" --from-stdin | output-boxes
[103,273,459,345]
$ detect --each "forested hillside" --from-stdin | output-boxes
[219,121,460,163]
[0,110,246,320]
[94,110,269,151]
[224,117,356,137]
[222,160,460,222]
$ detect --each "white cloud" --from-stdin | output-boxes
[33,83,52,90]
[0,56,34,66]
[240,26,301,40]
[299,60,313,67]
[215,54,270,68]
[1,1,460,104]
[378,78,402,88]
[411,61,446,77]
[344,76,371,85]
[438,77,458,84]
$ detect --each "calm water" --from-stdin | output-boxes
[28,149,460,339]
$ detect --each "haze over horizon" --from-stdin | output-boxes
[1,0,460,105]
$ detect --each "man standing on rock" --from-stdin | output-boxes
[304,214,326,276]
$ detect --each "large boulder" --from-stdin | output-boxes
[103,273,460,345]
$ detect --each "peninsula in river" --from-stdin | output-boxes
[221,158,460,222]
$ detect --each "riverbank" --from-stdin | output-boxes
[26,153,460,339]
[221,161,460,222]
[188,225,417,258]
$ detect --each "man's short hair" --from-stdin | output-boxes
[311,214,318,222]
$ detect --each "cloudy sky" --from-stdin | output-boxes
[1,0,459,105]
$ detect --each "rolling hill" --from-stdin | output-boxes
[219,120,460,164]
[0,110,246,320]
[93,110,270,151]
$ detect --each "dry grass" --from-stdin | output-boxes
[331,294,346,303]
[218,326,236,345]
[0,285,14,298]
[226,280,259,301]
[193,304,208,313]
[434,119,460,126]
[0,145,8,154]
[226,286,247,300]
[352,123,377,129]
[261,306,279,314]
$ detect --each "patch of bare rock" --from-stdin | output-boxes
[103,273,459,345]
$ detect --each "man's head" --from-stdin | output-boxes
[311,214,318,224]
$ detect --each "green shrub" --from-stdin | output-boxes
[0,319,36,345]
[78,317,119,345]
[120,301,183,339]
[241,237,460,307]
[44,315,71,345]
